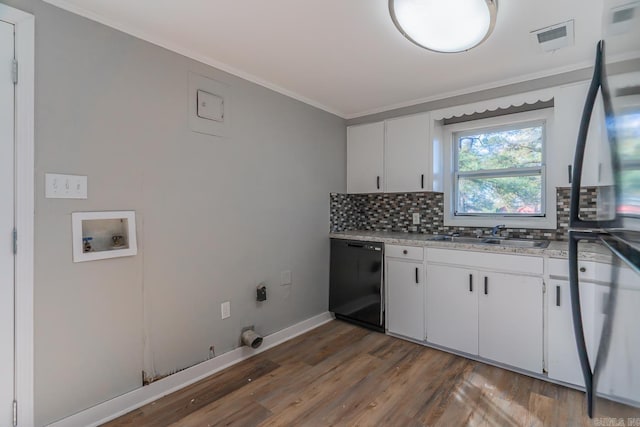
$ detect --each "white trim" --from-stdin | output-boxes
[430,88,555,122]
[47,312,333,427]
[346,66,581,120]
[0,4,35,427]
[40,0,345,119]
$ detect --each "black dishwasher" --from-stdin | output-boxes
[329,239,384,332]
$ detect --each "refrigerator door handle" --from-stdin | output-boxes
[570,42,604,229]
[569,231,595,418]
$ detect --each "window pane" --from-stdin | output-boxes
[457,175,542,214]
[618,111,640,216]
[458,125,543,172]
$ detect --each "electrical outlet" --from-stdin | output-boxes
[221,301,230,319]
[412,213,420,225]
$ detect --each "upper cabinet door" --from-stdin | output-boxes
[385,113,430,193]
[347,122,384,194]
[555,82,611,188]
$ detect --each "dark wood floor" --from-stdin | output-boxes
[104,320,639,426]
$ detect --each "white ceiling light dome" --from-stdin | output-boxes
[389,0,498,53]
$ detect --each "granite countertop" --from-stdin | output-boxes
[329,230,614,263]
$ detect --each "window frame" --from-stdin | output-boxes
[453,119,547,218]
[442,108,556,229]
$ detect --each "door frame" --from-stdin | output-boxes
[0,5,34,426]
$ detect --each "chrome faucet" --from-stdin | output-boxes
[491,224,506,237]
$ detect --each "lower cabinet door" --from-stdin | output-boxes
[547,279,595,386]
[594,282,640,403]
[478,272,543,373]
[387,259,425,340]
[426,264,478,355]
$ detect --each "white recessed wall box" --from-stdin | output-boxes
[530,20,575,53]
[189,72,231,137]
[72,211,138,262]
[197,90,224,122]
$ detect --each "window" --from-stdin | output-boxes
[441,108,555,229]
[454,120,546,217]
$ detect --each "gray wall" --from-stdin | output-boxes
[0,1,346,425]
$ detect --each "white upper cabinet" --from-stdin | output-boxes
[347,113,432,194]
[347,122,385,193]
[385,113,431,192]
[554,82,611,187]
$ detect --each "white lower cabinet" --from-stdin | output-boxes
[425,249,544,373]
[547,279,595,387]
[426,264,478,355]
[386,247,425,341]
[547,259,640,405]
[593,280,640,403]
[478,272,543,373]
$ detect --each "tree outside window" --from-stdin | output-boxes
[454,122,545,216]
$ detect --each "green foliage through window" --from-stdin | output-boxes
[455,122,545,216]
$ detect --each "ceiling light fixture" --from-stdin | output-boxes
[389,0,498,53]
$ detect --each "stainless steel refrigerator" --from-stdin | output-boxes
[569,0,640,417]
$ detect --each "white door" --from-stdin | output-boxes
[425,264,478,355]
[0,19,15,427]
[386,259,425,340]
[385,113,430,192]
[347,122,384,193]
[478,272,543,373]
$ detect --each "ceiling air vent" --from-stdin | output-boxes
[530,20,575,53]
[606,1,639,35]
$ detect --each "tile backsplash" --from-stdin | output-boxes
[330,187,601,241]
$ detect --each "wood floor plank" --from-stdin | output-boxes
[257,353,383,426]
[103,358,279,426]
[104,320,640,427]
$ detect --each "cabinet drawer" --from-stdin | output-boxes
[426,248,542,275]
[548,258,598,282]
[386,245,424,261]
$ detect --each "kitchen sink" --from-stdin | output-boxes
[428,235,550,248]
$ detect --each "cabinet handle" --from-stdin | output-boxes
[421,174,424,189]
[403,249,408,255]
[469,274,473,292]
[376,176,380,190]
[484,277,488,295]
[556,285,561,307]
[579,266,586,273]
[598,163,602,182]
[415,267,419,284]
[568,165,572,184]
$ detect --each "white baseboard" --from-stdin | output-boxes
[47,312,333,427]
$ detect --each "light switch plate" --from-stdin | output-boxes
[281,270,292,286]
[45,173,87,199]
[221,301,231,319]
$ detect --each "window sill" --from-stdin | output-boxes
[443,213,557,230]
